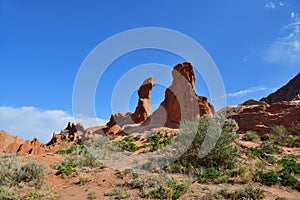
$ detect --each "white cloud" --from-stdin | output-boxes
[265,12,300,66]
[227,87,268,97]
[279,1,287,7]
[265,2,276,9]
[0,106,107,143]
[291,12,296,19]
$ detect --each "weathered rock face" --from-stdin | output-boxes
[0,130,24,154]
[105,77,157,134]
[4,136,45,156]
[158,62,214,124]
[131,78,156,123]
[261,73,300,104]
[47,122,82,145]
[225,99,300,133]
[104,62,215,135]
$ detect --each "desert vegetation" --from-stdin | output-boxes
[0,153,59,199]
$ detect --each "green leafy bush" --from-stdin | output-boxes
[55,144,87,154]
[176,117,239,171]
[280,172,299,186]
[280,158,300,174]
[261,141,282,154]
[198,167,221,181]
[256,170,279,186]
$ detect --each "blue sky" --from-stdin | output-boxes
[1,0,300,142]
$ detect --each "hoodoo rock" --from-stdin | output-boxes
[105,77,156,131]
[261,73,300,104]
[104,62,215,134]
[156,62,214,125]
[131,77,156,123]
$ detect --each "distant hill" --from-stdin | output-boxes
[261,73,300,104]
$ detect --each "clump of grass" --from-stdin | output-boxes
[126,174,191,200]
[87,191,97,200]
[216,186,265,200]
[54,144,87,154]
[105,187,130,199]
[113,140,139,152]
[54,145,104,176]
[144,131,172,152]
[78,174,93,185]
[243,131,259,142]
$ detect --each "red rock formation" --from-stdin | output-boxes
[155,62,214,125]
[104,62,215,135]
[131,77,156,123]
[261,73,300,104]
[47,122,82,145]
[0,130,24,154]
[225,100,300,133]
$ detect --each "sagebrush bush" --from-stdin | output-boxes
[216,186,265,200]
[54,145,104,176]
[0,154,45,188]
[243,131,259,142]
[175,116,239,172]
[126,174,191,200]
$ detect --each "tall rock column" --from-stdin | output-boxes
[131,77,156,123]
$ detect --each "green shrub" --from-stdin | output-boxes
[256,170,279,186]
[54,145,104,176]
[127,174,191,200]
[87,192,97,200]
[217,186,265,200]
[276,197,287,200]
[261,141,282,154]
[271,125,288,143]
[280,172,300,186]
[288,136,300,147]
[198,167,221,181]
[247,147,265,159]
[0,155,45,188]
[280,158,300,174]
[133,135,141,141]
[243,131,259,142]
[56,164,73,176]
[55,144,87,154]
[176,117,239,171]
[105,187,130,199]
[113,140,138,152]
